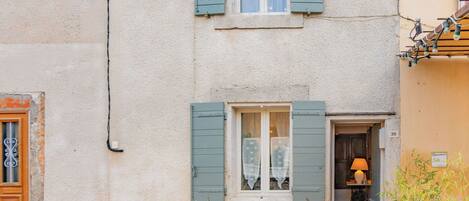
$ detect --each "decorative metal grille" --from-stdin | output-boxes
[2,122,19,183]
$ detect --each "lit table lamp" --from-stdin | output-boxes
[351,158,368,184]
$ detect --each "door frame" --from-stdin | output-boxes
[325,115,391,201]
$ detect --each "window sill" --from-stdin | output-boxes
[213,14,304,30]
[230,193,292,201]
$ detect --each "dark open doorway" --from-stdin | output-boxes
[334,123,382,201]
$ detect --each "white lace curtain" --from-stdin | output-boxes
[241,112,289,190]
[243,138,261,190]
[241,113,261,190]
[270,112,290,189]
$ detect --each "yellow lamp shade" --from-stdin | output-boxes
[351,158,368,171]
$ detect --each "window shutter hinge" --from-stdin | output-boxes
[192,166,197,178]
[224,186,227,196]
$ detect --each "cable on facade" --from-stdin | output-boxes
[397,0,435,28]
[303,0,436,25]
[106,0,124,153]
[305,14,397,22]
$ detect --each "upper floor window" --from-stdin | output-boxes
[241,0,289,13]
[460,0,469,8]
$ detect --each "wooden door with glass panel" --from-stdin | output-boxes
[0,113,28,201]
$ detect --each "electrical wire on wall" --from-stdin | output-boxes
[106,0,124,153]
[303,0,435,25]
[397,0,435,28]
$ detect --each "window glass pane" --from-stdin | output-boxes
[241,0,260,13]
[269,112,290,190]
[241,113,261,190]
[461,1,469,9]
[268,0,287,12]
[2,122,19,183]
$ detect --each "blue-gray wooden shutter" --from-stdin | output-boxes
[290,0,324,13]
[195,0,225,16]
[369,125,381,201]
[292,101,326,201]
[191,102,225,201]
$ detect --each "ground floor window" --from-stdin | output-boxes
[238,108,291,193]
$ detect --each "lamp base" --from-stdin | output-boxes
[354,170,365,184]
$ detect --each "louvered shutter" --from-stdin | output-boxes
[291,0,324,13]
[195,0,225,16]
[191,102,225,201]
[292,101,326,201]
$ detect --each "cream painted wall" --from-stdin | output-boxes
[400,59,469,161]
[0,45,109,201]
[400,0,469,162]
[0,1,109,201]
[1,0,399,201]
[399,0,459,49]
[195,0,400,112]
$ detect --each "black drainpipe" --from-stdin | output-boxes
[106,0,124,153]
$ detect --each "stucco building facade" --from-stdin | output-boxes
[400,1,469,164]
[0,0,400,201]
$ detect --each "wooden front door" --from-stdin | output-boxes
[334,134,368,189]
[0,113,28,201]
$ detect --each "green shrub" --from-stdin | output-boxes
[382,152,469,201]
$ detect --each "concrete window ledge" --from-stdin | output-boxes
[214,14,304,30]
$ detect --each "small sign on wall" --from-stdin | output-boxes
[432,152,448,168]
[389,130,399,138]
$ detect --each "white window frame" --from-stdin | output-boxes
[460,0,469,9]
[236,0,290,15]
[234,106,292,198]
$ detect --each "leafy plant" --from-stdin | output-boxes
[382,152,469,201]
